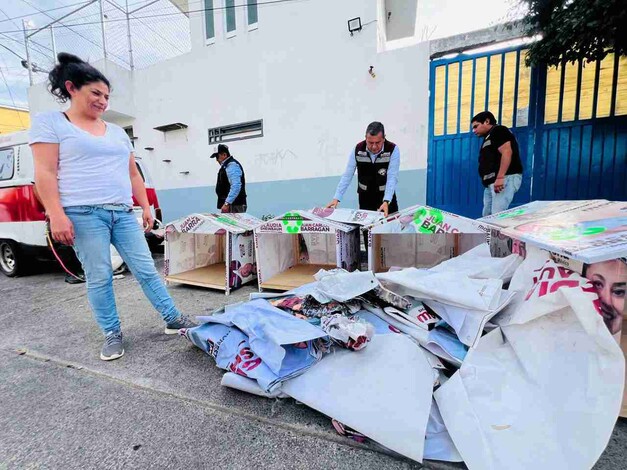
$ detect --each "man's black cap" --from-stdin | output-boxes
[211,144,230,158]
[217,144,230,156]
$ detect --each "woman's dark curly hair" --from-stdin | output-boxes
[47,52,110,103]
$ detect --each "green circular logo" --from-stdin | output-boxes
[581,226,606,236]
[216,216,238,226]
[282,212,303,233]
[497,208,526,219]
[548,225,606,241]
[413,207,443,233]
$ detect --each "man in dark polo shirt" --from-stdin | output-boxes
[471,111,523,216]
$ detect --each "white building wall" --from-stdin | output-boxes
[384,0,419,41]
[28,0,431,221]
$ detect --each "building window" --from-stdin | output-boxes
[124,126,136,148]
[0,148,15,181]
[204,0,215,43]
[247,0,258,29]
[208,120,263,144]
[225,0,236,37]
[135,162,145,182]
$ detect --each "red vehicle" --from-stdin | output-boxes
[0,131,163,277]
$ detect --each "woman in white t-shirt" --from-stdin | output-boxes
[30,53,195,361]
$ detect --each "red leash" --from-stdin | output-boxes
[45,224,83,281]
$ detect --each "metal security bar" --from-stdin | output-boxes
[208,119,264,144]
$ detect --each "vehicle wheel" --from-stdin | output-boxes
[147,234,164,254]
[113,263,127,275]
[0,240,22,277]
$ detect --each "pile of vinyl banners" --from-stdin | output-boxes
[180,243,624,468]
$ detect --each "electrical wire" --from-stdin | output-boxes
[20,0,130,66]
[0,0,300,99]
[0,42,24,60]
[26,1,187,69]
[68,0,271,23]
[81,0,270,20]
[29,0,189,69]
[0,32,56,62]
[0,0,307,34]
[0,7,57,66]
[0,1,93,25]
[109,0,185,55]
[0,0,165,26]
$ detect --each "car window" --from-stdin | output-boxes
[0,148,14,181]
[135,162,145,182]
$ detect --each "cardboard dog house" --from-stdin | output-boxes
[367,205,489,273]
[254,210,360,291]
[480,199,627,416]
[165,213,262,294]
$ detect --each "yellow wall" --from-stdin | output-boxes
[0,106,30,134]
[434,50,531,136]
[544,53,623,123]
[433,50,626,135]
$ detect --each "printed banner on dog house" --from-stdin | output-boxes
[165,213,262,294]
[367,205,488,272]
[480,200,627,264]
[481,200,627,415]
[310,207,385,226]
[479,200,597,259]
[254,210,359,291]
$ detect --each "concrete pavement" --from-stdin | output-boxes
[0,255,625,469]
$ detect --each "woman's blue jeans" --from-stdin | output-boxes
[65,205,180,335]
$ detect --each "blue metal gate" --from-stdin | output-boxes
[427,46,627,218]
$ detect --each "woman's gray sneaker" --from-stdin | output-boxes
[100,331,124,361]
[164,315,197,335]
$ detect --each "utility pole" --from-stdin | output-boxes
[22,20,33,85]
[125,0,134,70]
[99,0,108,60]
[50,25,56,60]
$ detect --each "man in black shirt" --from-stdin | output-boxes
[471,111,523,216]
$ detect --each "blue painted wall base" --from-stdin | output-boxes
[157,169,427,223]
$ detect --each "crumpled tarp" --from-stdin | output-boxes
[320,314,374,351]
[183,321,323,392]
[195,299,327,374]
[435,257,625,470]
[423,290,516,348]
[377,269,504,311]
[424,399,463,462]
[429,243,523,282]
[426,324,468,367]
[220,372,288,399]
[361,302,428,345]
[282,334,435,463]
[270,295,361,319]
[313,269,379,303]
[353,310,404,335]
